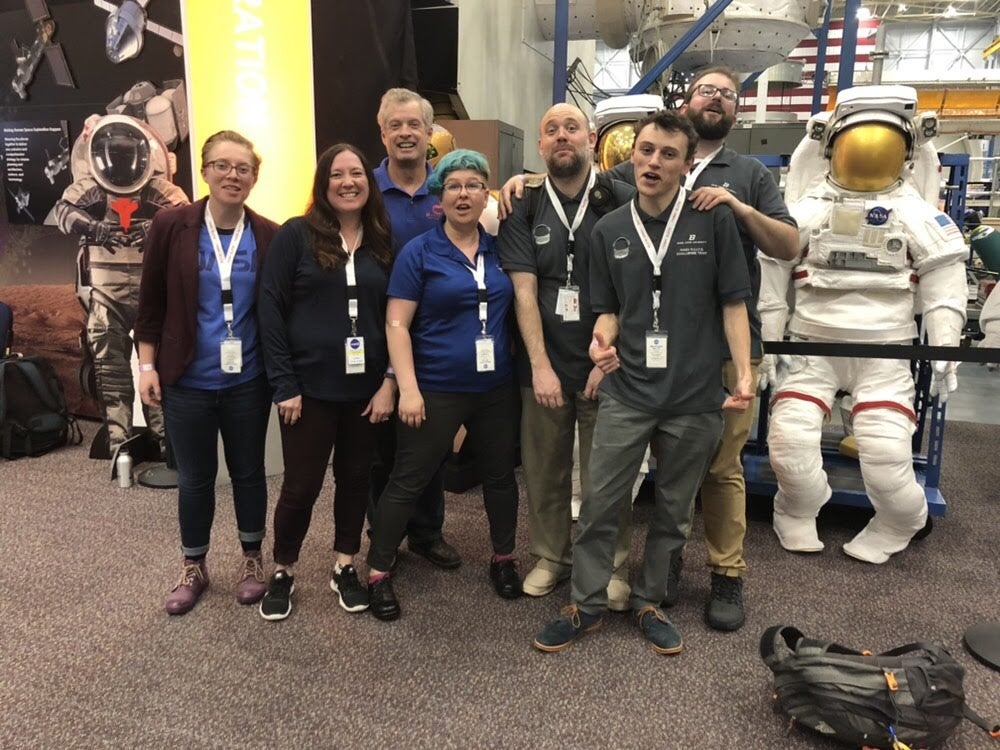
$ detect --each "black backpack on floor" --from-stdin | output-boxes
[760,625,999,749]
[0,355,81,459]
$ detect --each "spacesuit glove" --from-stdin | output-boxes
[758,354,777,392]
[929,360,959,402]
[979,331,1000,372]
[83,220,126,248]
[126,220,151,248]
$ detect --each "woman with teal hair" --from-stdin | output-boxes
[366,149,522,620]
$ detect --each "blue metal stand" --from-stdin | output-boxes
[811,0,834,114]
[837,0,861,93]
[552,0,569,104]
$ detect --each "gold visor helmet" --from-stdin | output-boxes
[596,121,636,171]
[830,122,908,193]
[817,85,938,194]
[594,94,664,171]
[426,123,456,167]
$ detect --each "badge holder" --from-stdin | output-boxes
[557,286,580,322]
[345,311,366,374]
[220,324,243,374]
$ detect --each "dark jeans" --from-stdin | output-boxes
[272,396,376,565]
[367,381,519,572]
[367,421,446,545]
[162,374,271,558]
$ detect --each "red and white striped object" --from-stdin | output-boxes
[739,19,880,118]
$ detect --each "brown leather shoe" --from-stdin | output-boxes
[164,559,209,615]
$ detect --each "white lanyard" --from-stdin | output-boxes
[544,169,596,285]
[341,229,363,332]
[684,145,723,190]
[204,207,246,331]
[464,253,488,333]
[630,188,686,330]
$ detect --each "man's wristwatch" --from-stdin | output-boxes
[138,363,156,373]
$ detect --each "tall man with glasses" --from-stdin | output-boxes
[368,88,462,570]
[610,67,799,631]
[533,110,754,654]
[498,104,635,610]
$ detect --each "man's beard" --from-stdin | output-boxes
[689,109,735,141]
[546,149,588,179]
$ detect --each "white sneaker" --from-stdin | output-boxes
[772,510,824,553]
[522,562,571,597]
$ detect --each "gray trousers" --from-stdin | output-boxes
[571,394,723,613]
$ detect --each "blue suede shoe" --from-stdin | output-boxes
[635,605,683,655]
[533,605,603,652]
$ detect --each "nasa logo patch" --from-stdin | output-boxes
[866,206,890,226]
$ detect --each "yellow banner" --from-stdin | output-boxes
[181,0,315,223]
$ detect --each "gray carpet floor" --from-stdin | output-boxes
[2,420,998,748]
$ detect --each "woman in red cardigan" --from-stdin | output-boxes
[135,130,279,616]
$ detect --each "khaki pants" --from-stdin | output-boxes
[698,359,760,576]
[520,387,629,576]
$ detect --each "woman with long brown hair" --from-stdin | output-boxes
[256,143,396,620]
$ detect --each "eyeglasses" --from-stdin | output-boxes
[442,181,488,195]
[205,160,256,177]
[694,84,738,102]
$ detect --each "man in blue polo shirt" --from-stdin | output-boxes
[368,88,460,570]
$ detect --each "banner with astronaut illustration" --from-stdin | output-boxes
[0,0,191,444]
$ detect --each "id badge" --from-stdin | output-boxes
[220,336,243,374]
[345,336,366,374]
[556,286,580,322]
[645,331,668,369]
[476,335,495,372]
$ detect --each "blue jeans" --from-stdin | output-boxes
[162,374,270,558]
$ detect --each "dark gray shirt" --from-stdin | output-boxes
[590,195,751,416]
[609,148,796,357]
[498,180,612,393]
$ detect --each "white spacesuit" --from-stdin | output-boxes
[54,114,188,453]
[758,85,969,564]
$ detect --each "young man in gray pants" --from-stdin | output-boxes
[533,110,753,655]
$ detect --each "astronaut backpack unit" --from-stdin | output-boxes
[760,625,1000,749]
[0,355,81,459]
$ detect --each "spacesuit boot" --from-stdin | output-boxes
[772,494,827,553]
[769,396,831,552]
[841,408,928,564]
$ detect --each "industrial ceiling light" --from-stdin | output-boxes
[944,4,958,15]
[897,3,907,9]
[857,6,872,20]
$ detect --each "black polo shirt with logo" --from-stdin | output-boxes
[499,180,629,393]
[609,147,795,357]
[589,193,751,416]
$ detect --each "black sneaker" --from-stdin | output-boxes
[662,552,684,608]
[368,576,401,621]
[705,573,745,632]
[259,570,294,621]
[330,564,369,613]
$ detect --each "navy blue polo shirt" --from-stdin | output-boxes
[374,159,442,251]
[388,221,514,393]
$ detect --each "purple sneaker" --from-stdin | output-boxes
[164,559,209,615]
[235,552,267,605]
